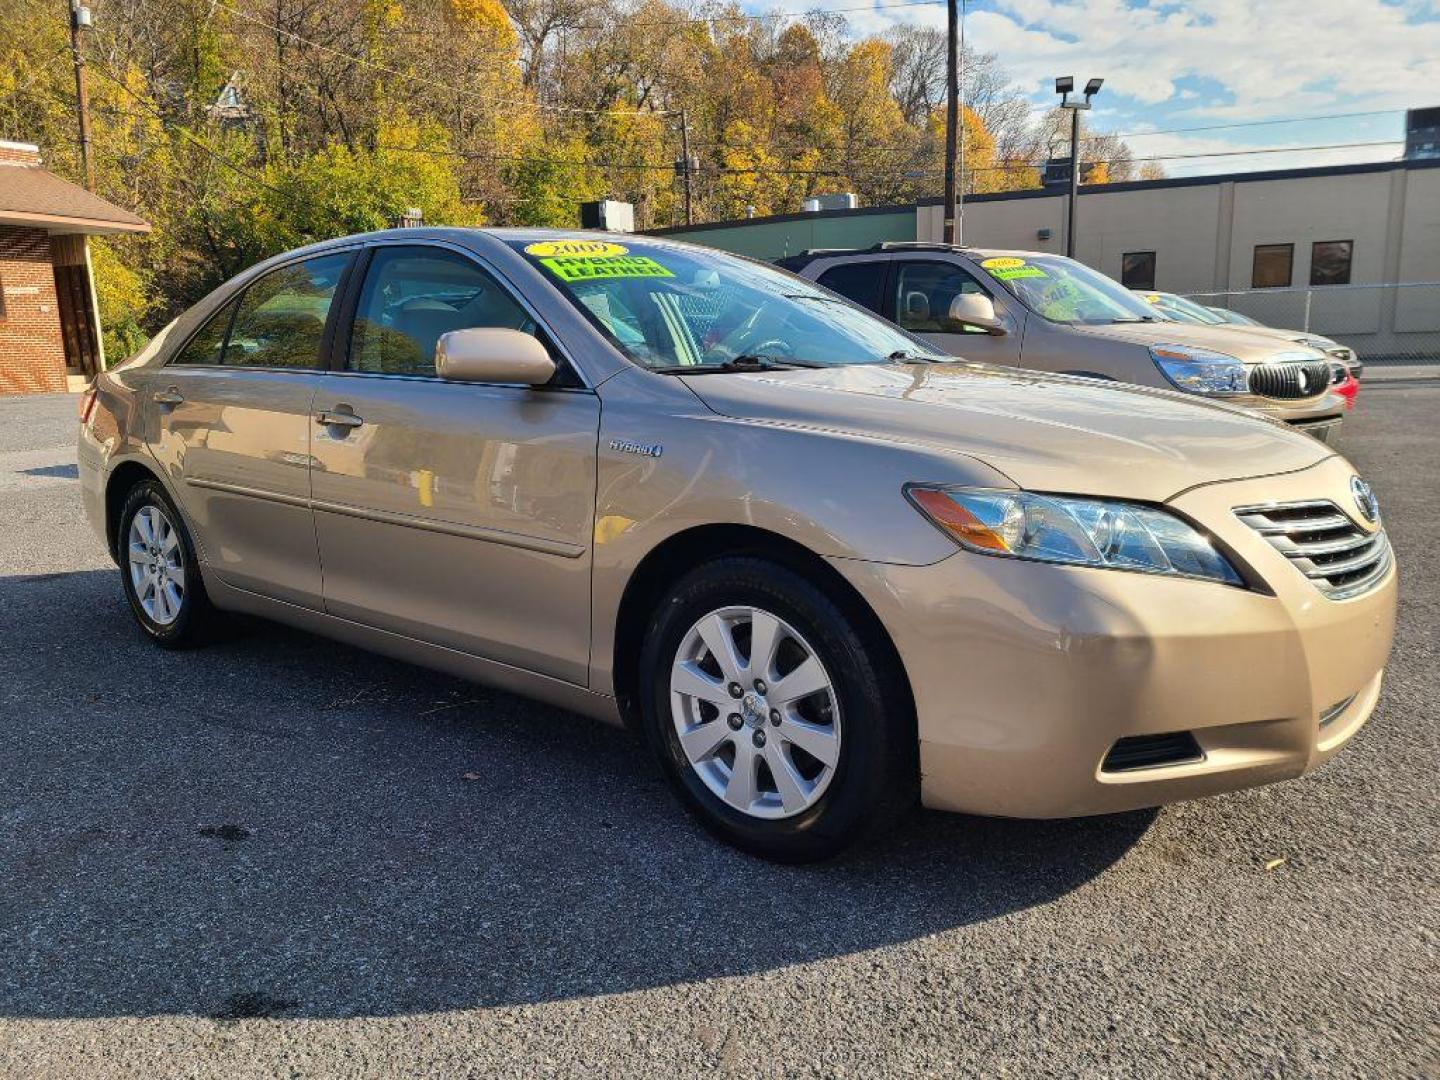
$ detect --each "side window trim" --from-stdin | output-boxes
[317,250,363,372]
[326,246,374,373]
[334,239,590,389]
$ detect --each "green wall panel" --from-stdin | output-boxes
[654,210,917,261]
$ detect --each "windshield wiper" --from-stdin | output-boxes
[650,355,826,374]
[1109,315,1160,323]
[886,349,951,364]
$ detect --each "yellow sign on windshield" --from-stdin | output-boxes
[979,255,1047,281]
[539,254,674,282]
[525,240,630,258]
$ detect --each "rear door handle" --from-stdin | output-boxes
[316,407,364,429]
[153,387,184,407]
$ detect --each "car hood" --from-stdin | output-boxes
[1068,321,1328,363]
[681,363,1333,502]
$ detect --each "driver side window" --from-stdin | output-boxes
[348,246,538,376]
[893,261,990,334]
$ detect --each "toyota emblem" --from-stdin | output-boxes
[1351,476,1380,525]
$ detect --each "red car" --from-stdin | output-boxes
[1330,361,1359,409]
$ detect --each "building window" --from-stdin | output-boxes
[1310,240,1353,286]
[1120,252,1156,291]
[1251,244,1294,289]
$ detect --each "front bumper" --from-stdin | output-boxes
[1242,391,1346,443]
[827,455,1396,818]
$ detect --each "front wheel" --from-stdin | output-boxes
[639,556,916,862]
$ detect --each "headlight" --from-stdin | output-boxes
[906,486,1244,586]
[1294,335,1336,352]
[1148,344,1248,395]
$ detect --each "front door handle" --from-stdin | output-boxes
[316,406,364,430]
[153,387,184,407]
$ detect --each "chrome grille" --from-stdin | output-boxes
[1248,361,1333,399]
[1235,500,1391,599]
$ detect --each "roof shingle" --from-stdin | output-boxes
[0,164,149,234]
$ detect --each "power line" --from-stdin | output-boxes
[1105,107,1405,141]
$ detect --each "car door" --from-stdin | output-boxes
[145,250,353,607]
[308,242,600,686]
[887,259,1025,366]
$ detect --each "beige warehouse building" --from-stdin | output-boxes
[653,158,1440,360]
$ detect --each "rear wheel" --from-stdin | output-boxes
[639,556,915,862]
[117,480,220,648]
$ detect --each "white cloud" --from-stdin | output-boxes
[834,0,1440,121]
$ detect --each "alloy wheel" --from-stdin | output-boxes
[127,504,185,626]
[669,605,842,819]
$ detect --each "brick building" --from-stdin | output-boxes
[0,140,149,395]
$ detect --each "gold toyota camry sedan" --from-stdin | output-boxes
[78,229,1397,861]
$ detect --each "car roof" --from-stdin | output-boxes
[776,243,1060,269]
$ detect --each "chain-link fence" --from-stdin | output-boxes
[1182,283,1440,367]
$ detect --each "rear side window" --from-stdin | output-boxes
[348,246,537,376]
[816,262,885,313]
[171,298,238,366]
[893,261,989,333]
[220,253,350,369]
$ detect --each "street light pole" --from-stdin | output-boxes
[1066,104,1080,258]
[1055,76,1102,259]
[69,1,95,192]
[942,0,959,244]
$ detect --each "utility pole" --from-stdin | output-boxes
[941,0,958,244]
[69,1,95,191]
[679,109,694,226]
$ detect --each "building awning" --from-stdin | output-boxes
[0,159,150,236]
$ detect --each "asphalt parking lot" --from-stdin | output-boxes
[1,383,1437,1078]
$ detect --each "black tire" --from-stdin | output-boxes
[638,556,916,862]
[116,479,221,649]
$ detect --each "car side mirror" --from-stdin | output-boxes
[435,328,557,386]
[947,293,1006,334]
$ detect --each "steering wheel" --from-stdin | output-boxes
[743,338,796,359]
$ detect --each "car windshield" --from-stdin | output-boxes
[974,254,1160,326]
[508,238,948,370]
[1210,306,1260,326]
[1147,293,1227,325]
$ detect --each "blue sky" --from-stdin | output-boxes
[753,0,1439,176]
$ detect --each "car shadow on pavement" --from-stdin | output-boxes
[0,569,1155,1021]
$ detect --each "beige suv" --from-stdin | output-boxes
[79,229,1395,861]
[783,245,1346,442]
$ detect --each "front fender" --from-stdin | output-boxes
[587,368,1012,695]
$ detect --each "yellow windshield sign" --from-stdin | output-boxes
[525,240,630,258]
[539,254,674,282]
[980,257,1025,270]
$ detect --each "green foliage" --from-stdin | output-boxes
[0,0,1100,336]
[89,239,154,364]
